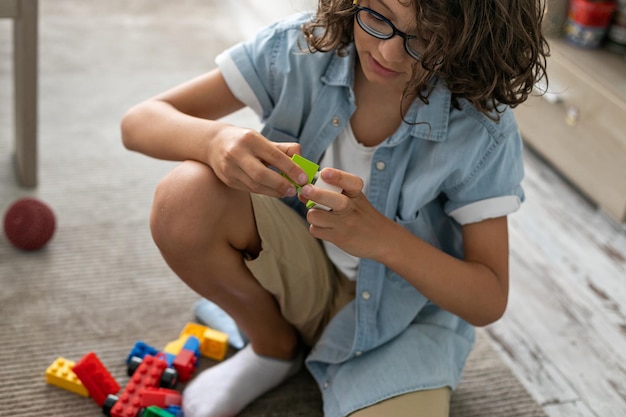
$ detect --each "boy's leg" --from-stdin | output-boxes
[349,388,451,417]
[243,193,353,347]
[183,344,305,417]
[151,161,348,417]
[150,160,297,359]
[151,161,303,417]
[192,194,352,417]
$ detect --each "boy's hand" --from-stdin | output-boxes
[300,168,390,260]
[207,126,308,198]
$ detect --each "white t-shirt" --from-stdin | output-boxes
[319,124,378,280]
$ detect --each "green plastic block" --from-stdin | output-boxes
[283,154,319,189]
[142,406,175,417]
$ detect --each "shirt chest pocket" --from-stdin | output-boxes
[395,211,438,249]
[394,185,441,245]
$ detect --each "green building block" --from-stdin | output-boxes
[283,154,319,190]
[282,154,340,210]
[142,406,176,417]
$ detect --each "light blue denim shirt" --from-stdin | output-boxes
[217,12,525,417]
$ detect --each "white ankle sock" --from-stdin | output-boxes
[182,344,303,417]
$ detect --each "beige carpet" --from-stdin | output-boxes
[0,220,547,417]
[0,1,546,416]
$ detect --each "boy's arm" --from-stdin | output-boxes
[120,69,307,197]
[378,216,510,327]
[302,168,510,326]
[121,69,245,161]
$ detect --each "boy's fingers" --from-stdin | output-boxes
[275,142,302,158]
[264,144,308,186]
[320,168,363,197]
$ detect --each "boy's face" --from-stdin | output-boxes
[353,0,420,92]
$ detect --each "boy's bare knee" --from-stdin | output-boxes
[150,161,217,252]
[150,160,258,267]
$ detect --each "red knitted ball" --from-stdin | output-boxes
[3,198,56,251]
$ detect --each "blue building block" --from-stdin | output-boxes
[182,336,201,359]
[165,405,184,417]
[164,352,176,367]
[126,341,159,365]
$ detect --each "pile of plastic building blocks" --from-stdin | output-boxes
[45,322,229,417]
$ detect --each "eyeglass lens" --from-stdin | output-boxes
[356,8,423,60]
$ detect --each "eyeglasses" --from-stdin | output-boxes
[354,6,423,61]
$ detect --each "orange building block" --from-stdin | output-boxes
[179,322,210,340]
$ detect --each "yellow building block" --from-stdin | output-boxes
[163,334,189,355]
[45,357,89,397]
[201,328,229,361]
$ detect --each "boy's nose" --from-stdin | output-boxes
[378,35,406,63]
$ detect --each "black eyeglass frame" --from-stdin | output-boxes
[354,5,423,61]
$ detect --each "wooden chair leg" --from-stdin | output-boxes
[13,0,38,187]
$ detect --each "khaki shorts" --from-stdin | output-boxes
[244,194,356,347]
[349,388,451,417]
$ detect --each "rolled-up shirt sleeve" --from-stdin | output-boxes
[216,52,264,116]
[444,114,525,225]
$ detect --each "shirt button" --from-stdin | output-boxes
[375,161,386,171]
[331,116,341,127]
[323,381,330,389]
[361,291,371,300]
[355,351,363,357]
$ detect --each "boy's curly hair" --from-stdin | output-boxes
[302,0,549,120]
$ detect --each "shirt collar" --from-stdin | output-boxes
[321,45,451,143]
[320,44,356,88]
[402,78,451,143]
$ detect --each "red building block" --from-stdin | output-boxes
[173,349,197,382]
[139,387,182,408]
[72,352,120,407]
[108,355,177,417]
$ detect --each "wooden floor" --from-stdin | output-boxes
[488,146,626,417]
